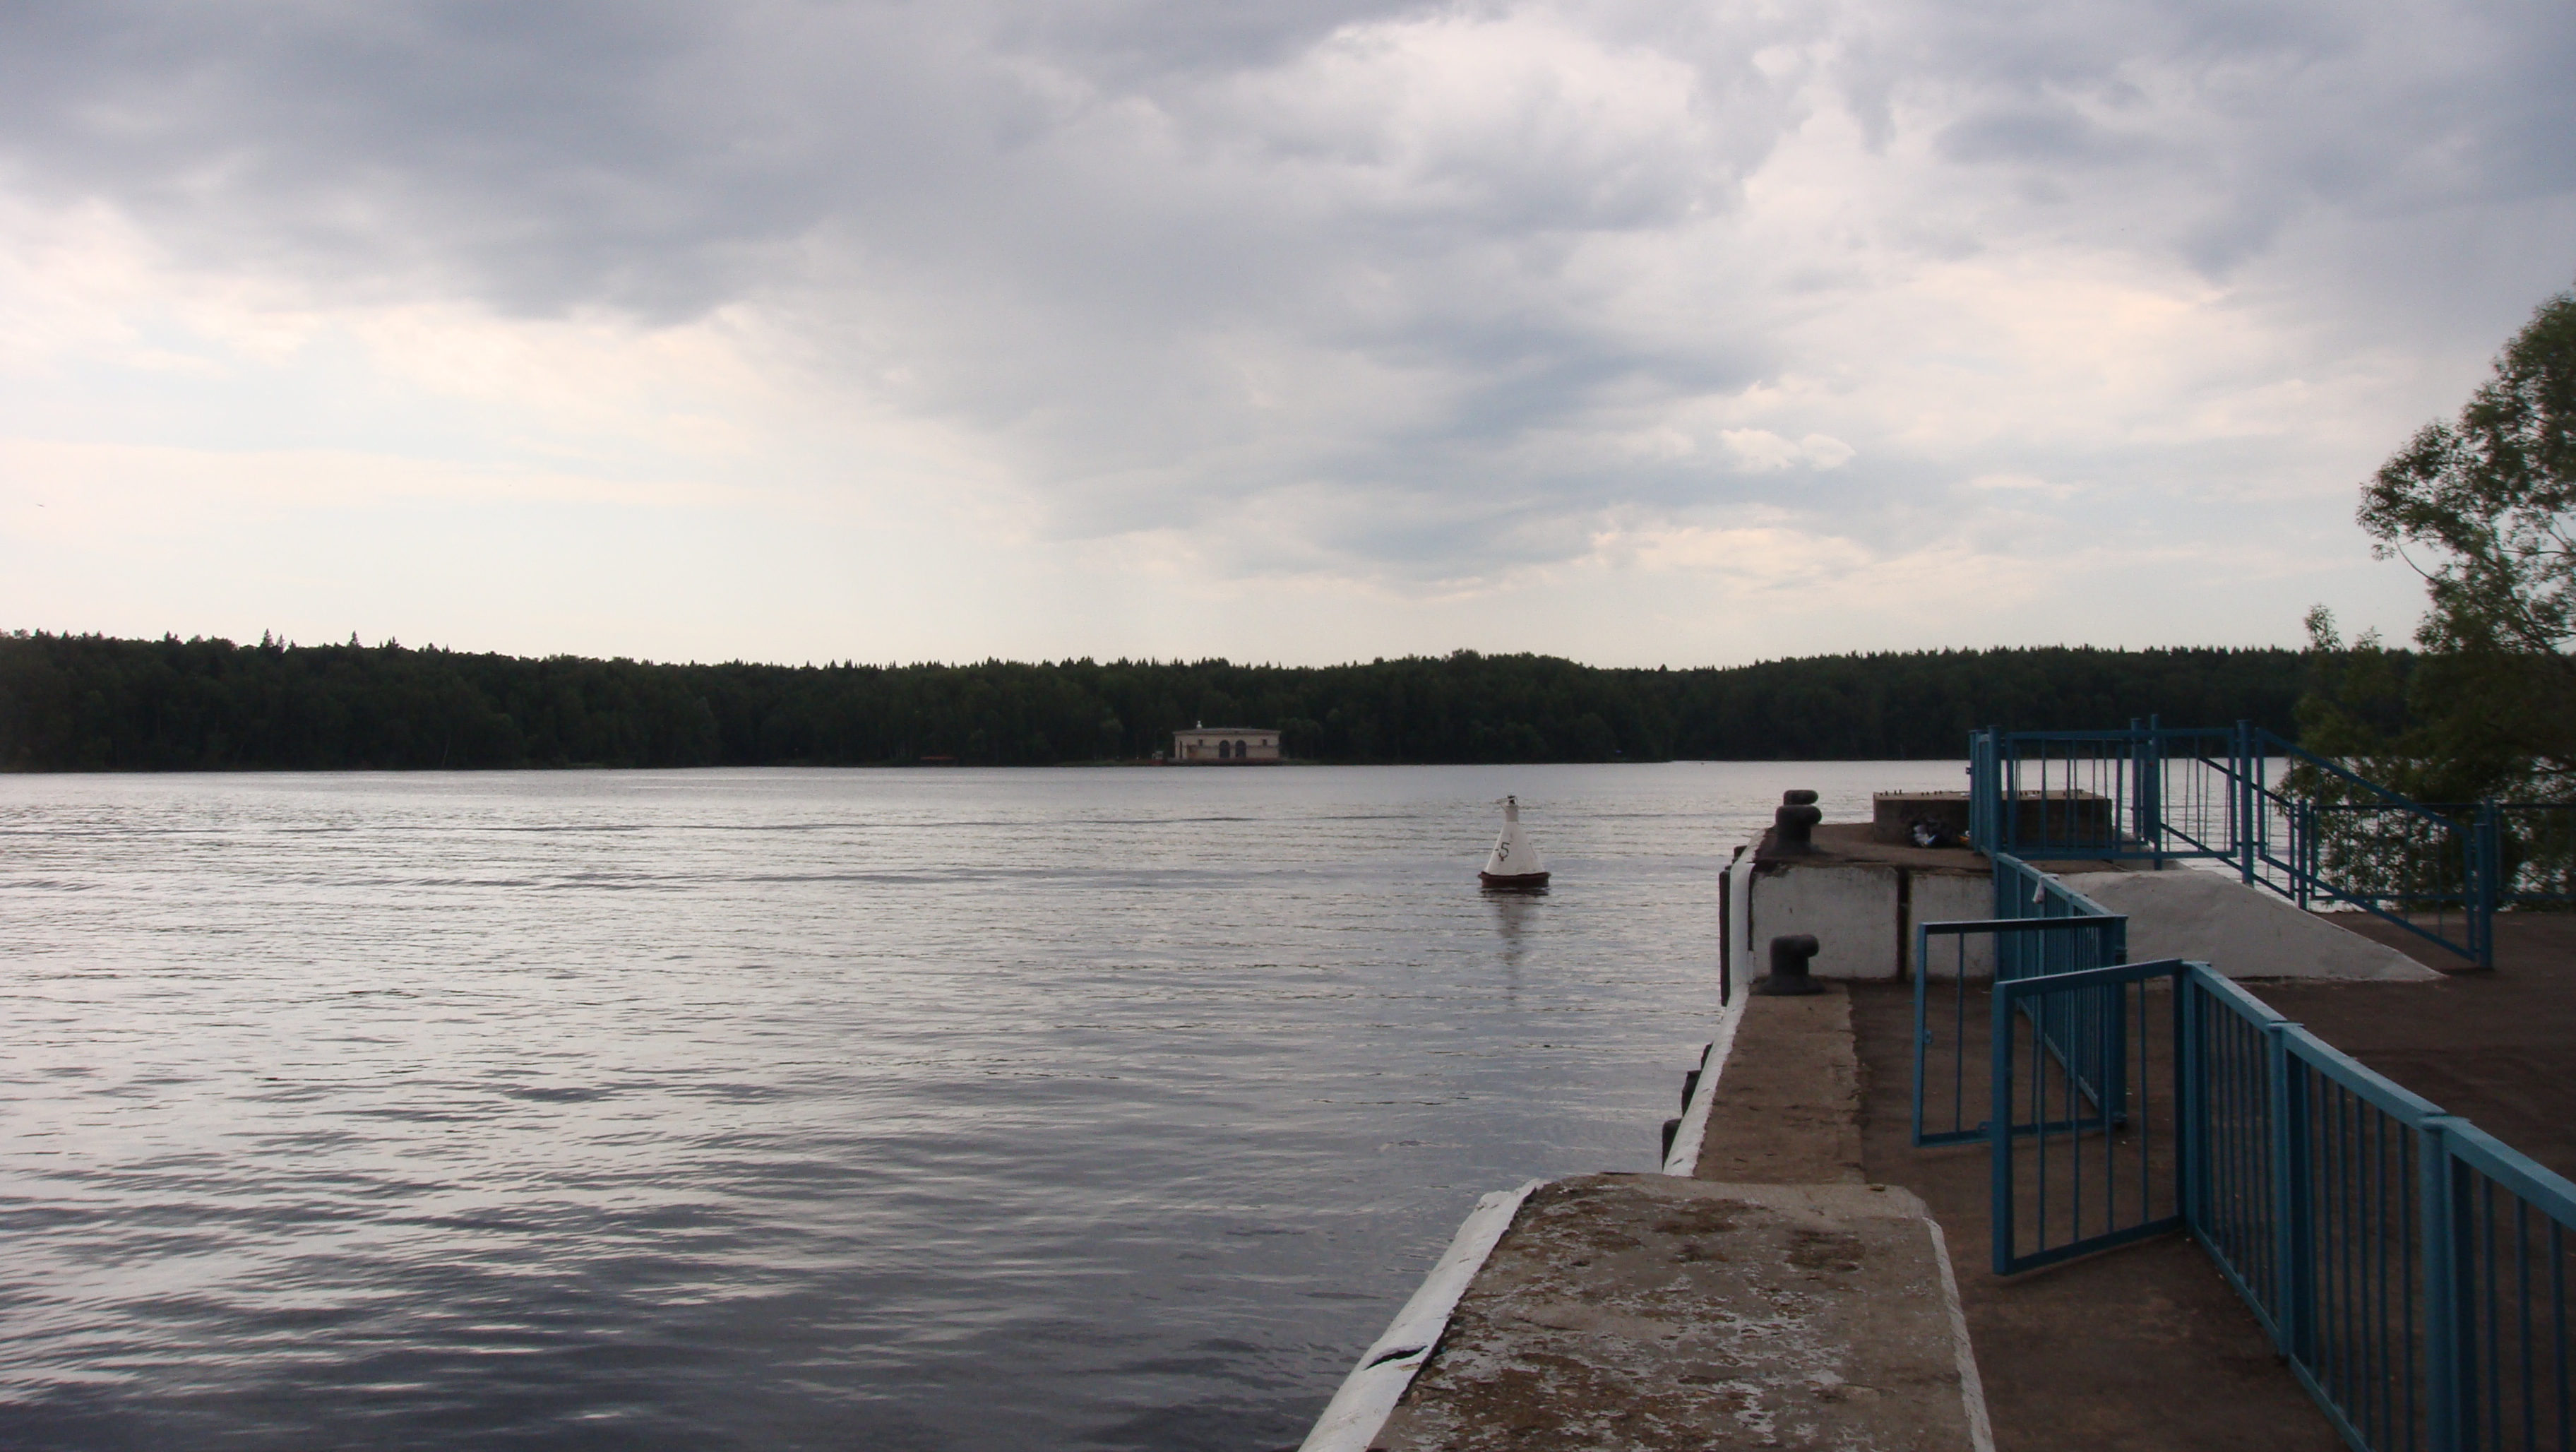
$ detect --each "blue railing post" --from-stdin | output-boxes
[2250,724,2269,883]
[1998,727,2019,858]
[2143,713,2164,865]
[1991,977,2016,1276]
[2175,968,2199,1223]
[2236,720,2260,887]
[1911,922,1930,1148]
[2268,1020,2313,1365]
[1970,727,1998,857]
[2294,799,2313,911]
[2420,1114,2469,1452]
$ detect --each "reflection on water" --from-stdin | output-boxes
[1484,888,1544,977]
[0,761,1961,1450]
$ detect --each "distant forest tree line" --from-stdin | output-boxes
[0,632,2347,771]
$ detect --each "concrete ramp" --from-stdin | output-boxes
[2056,869,2443,981]
[1373,1176,1991,1451]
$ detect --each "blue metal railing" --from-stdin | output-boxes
[1940,733,2571,1442]
[1988,850,2126,964]
[1992,852,2133,1124]
[1968,722,2498,968]
[1912,915,2128,1146]
[1936,944,2576,1448]
[1914,855,2130,1148]
[1990,958,2186,1274]
[2169,965,2576,1451]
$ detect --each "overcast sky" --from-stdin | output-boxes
[3,0,2570,667]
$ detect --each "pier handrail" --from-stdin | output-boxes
[2178,965,2576,1451]
[1947,951,2576,1448]
[1969,722,2500,967]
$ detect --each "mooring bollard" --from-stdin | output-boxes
[1772,790,1822,854]
[1753,932,1823,996]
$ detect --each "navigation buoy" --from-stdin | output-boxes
[1479,795,1551,890]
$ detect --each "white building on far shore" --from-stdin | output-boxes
[1171,725,1281,763]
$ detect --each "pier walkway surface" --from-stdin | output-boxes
[2255,915,2576,1181]
[1849,912,2575,1452]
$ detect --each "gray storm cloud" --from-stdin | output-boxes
[1,0,2570,585]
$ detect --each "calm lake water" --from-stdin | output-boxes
[1,761,1965,1450]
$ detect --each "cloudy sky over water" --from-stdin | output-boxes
[2,1,2570,667]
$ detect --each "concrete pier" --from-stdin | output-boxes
[1342,984,1991,1451]
[1373,1177,1988,1451]
[1308,803,2570,1451]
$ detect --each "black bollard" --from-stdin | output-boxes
[1752,933,1825,996]
[1772,800,1823,853]
[1782,790,1818,805]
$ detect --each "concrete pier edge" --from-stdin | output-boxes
[1662,994,1746,1175]
[1305,991,1744,1449]
[1297,1179,1544,1452]
[1374,1176,1993,1448]
[1306,956,1744,1448]
[1925,1216,1998,1452]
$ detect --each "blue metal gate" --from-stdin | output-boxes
[1912,914,2128,1148]
[1989,958,2188,1274]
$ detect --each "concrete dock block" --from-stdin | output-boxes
[1374,1175,1992,1451]
[1748,861,1901,980]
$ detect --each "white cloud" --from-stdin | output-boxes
[0,0,2565,662]
[1717,430,1856,471]
[1968,472,2077,500]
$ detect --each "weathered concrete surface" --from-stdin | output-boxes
[1799,822,1990,874]
[1692,987,1864,1185]
[1910,869,1997,979]
[1376,1176,1987,1452]
[1746,859,1903,980]
[2056,868,2440,980]
[1741,826,1992,981]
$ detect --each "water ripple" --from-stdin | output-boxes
[0,761,1955,1449]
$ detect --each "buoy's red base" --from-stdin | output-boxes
[1479,871,1551,890]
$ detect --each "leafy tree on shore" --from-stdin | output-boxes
[2298,287,2575,903]
[2303,290,2574,797]
[2359,287,2575,799]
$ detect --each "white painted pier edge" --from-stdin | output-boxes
[1295,1180,1544,1452]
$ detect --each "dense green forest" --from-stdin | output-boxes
[0,632,2335,770]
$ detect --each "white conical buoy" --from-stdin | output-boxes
[1479,795,1551,889]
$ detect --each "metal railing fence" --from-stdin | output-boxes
[1991,853,2133,1127]
[1969,722,2499,967]
[2280,785,2492,968]
[2177,966,2576,1452]
[1988,850,2128,977]
[1912,915,2128,1147]
[1990,958,2186,1274]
